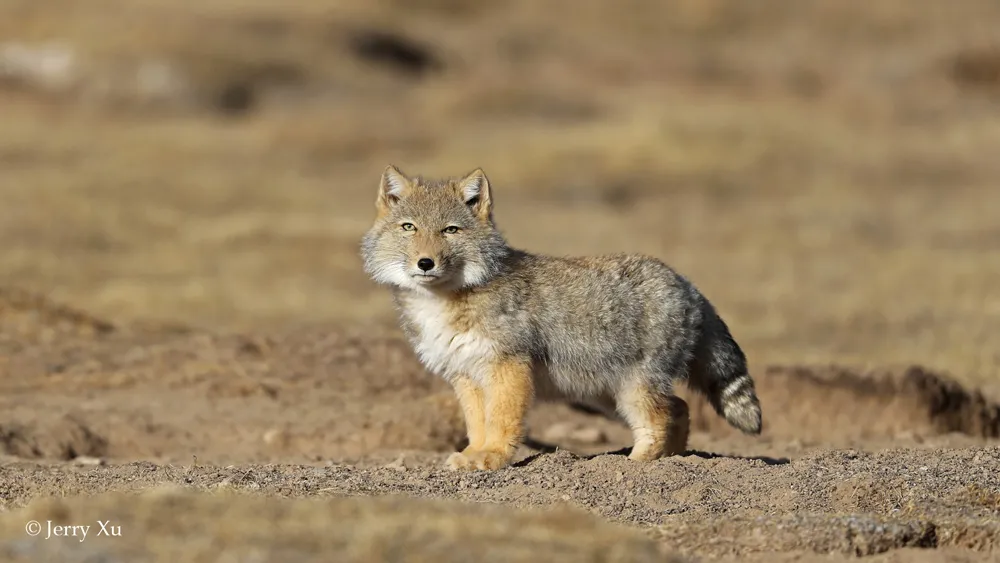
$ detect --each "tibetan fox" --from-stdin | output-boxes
[361,165,762,471]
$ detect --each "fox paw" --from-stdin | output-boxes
[445,449,512,471]
[627,447,663,462]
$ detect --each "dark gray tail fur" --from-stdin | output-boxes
[686,301,763,434]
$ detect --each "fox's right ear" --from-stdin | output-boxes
[377,164,410,214]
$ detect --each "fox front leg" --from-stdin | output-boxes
[450,375,487,453]
[446,358,533,471]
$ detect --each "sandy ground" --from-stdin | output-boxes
[2,0,1000,560]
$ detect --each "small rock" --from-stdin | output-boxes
[72,456,105,466]
[384,455,407,472]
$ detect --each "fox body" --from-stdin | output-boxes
[361,166,762,471]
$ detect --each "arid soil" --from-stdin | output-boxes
[2,0,1000,560]
[1,292,999,561]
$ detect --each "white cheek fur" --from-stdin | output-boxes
[459,260,489,287]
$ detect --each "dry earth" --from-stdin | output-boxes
[0,292,999,561]
[2,0,1000,561]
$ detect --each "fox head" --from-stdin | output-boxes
[360,165,510,292]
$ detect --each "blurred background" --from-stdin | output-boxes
[2,0,999,391]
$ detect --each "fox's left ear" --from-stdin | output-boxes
[458,168,492,221]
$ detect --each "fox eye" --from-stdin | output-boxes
[442,226,460,234]
[400,222,416,231]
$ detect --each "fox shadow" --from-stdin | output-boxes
[513,437,790,467]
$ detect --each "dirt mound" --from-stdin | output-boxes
[0,416,107,461]
[651,513,1000,558]
[681,364,1000,446]
[0,287,115,338]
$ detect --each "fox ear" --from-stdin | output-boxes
[377,164,410,213]
[458,168,492,220]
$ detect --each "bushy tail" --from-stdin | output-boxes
[687,303,762,435]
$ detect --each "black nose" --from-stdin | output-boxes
[417,258,435,271]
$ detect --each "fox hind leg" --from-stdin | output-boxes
[617,380,690,461]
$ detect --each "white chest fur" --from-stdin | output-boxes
[400,293,496,382]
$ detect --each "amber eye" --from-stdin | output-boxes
[401,223,416,231]
[442,226,460,234]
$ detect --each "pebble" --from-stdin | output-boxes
[72,456,105,466]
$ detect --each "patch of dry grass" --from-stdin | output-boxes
[964,484,1000,511]
[0,488,671,562]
